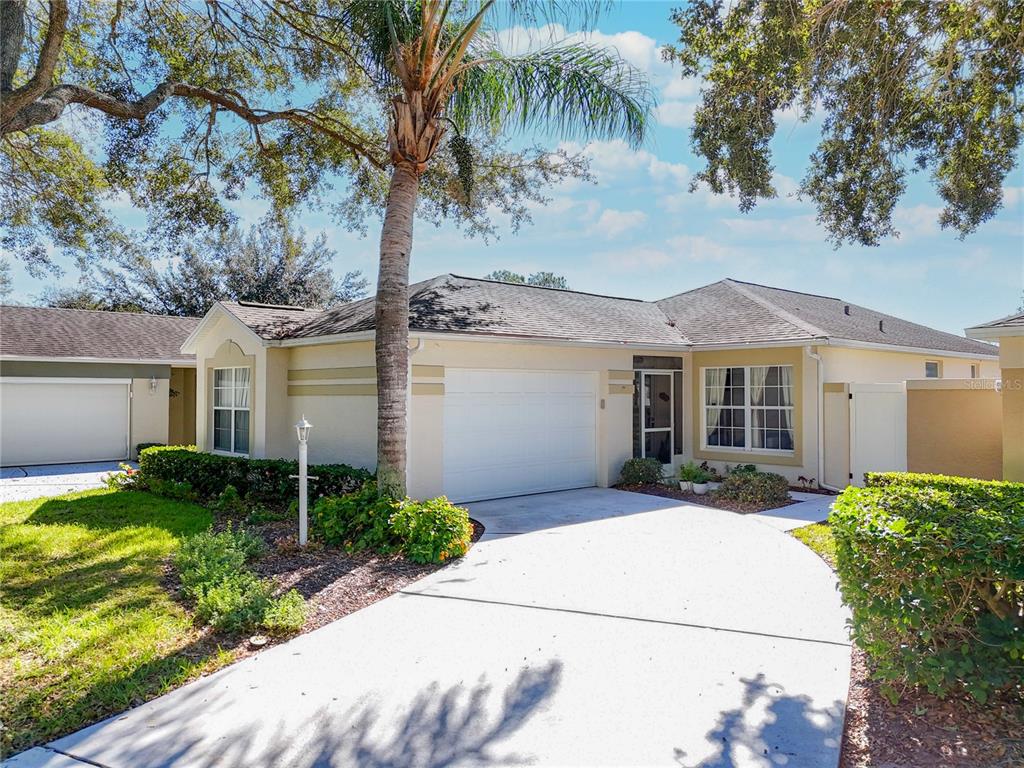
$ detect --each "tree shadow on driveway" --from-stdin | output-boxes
[677,673,844,768]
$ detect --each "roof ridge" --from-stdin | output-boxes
[449,273,648,303]
[654,279,732,303]
[726,278,842,302]
[1,304,200,321]
[970,310,1024,329]
[723,279,828,339]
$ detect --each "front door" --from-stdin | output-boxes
[641,372,673,465]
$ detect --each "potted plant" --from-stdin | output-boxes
[691,467,712,495]
[677,461,703,492]
[701,461,723,490]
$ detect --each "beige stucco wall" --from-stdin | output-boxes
[906,379,1002,480]
[130,376,170,455]
[997,338,1024,482]
[194,313,261,455]
[819,346,998,383]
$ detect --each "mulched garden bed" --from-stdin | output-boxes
[619,482,800,514]
[840,648,1024,768]
[163,517,485,661]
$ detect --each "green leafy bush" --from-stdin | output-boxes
[728,463,757,474]
[174,526,303,634]
[830,479,1024,702]
[139,446,371,505]
[390,497,473,564]
[619,457,665,485]
[312,484,402,552]
[174,526,265,599]
[713,470,790,506]
[135,442,165,455]
[212,485,246,516]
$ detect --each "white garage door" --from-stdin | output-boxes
[0,379,131,466]
[443,369,597,502]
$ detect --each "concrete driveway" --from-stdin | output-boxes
[13,488,851,768]
[0,462,127,503]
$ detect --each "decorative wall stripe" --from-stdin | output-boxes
[412,365,445,378]
[412,383,444,395]
[608,369,635,381]
[608,383,635,395]
[289,366,374,381]
[288,364,444,381]
[289,383,376,396]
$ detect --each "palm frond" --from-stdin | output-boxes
[450,42,653,148]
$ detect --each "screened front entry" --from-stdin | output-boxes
[632,356,684,465]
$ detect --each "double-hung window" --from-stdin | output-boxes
[213,367,250,455]
[703,365,794,453]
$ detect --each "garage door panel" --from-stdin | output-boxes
[1,381,130,466]
[443,369,597,502]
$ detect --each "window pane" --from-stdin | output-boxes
[730,367,744,385]
[213,409,231,451]
[234,368,251,407]
[644,431,671,464]
[214,368,232,388]
[925,361,939,378]
[233,410,250,454]
[673,371,683,455]
[214,387,231,407]
[779,386,794,407]
[632,372,642,458]
[645,374,672,429]
[763,366,780,387]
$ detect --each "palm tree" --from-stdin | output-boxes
[337,1,652,496]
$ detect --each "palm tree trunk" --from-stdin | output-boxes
[375,163,419,497]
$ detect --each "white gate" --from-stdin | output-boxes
[848,383,907,486]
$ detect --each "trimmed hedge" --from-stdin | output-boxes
[831,475,1024,702]
[139,446,371,506]
[713,470,790,507]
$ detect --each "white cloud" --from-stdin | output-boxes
[894,204,942,240]
[592,208,648,238]
[655,100,697,129]
[720,214,826,244]
[496,24,661,74]
[595,246,674,271]
[663,76,700,100]
[665,235,737,262]
[560,139,690,189]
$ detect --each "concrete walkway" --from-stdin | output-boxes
[8,488,850,768]
[0,462,128,503]
[752,493,837,532]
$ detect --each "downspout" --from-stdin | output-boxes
[406,337,424,495]
[806,345,842,492]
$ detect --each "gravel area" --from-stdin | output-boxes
[620,483,799,514]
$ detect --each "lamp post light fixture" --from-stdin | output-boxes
[292,415,314,546]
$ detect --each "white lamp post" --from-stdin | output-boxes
[294,415,313,546]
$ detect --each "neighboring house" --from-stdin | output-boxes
[182,275,998,501]
[0,306,199,466]
[967,311,1024,482]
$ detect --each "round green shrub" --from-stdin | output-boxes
[619,457,664,485]
[831,481,1024,703]
[713,470,790,506]
[312,484,403,552]
[390,497,473,564]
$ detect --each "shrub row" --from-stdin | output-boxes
[174,526,306,634]
[713,470,790,506]
[313,486,473,564]
[831,472,1024,703]
[139,446,371,506]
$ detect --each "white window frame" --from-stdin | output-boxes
[638,370,674,464]
[212,366,250,456]
[925,360,942,378]
[700,365,796,455]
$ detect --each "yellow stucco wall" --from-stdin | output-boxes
[906,380,1002,480]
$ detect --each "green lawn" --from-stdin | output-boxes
[0,489,235,755]
[791,522,836,567]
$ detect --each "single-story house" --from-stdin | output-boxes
[181,275,999,501]
[966,311,1024,482]
[0,305,199,466]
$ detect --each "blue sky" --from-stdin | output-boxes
[8,1,1023,335]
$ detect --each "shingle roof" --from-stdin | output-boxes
[215,274,996,357]
[0,305,199,361]
[969,311,1024,330]
[219,301,324,341]
[285,275,688,345]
